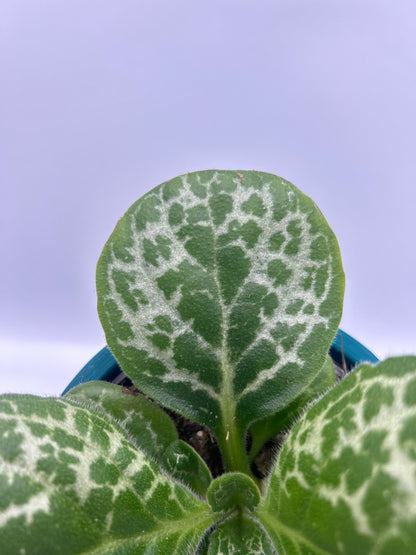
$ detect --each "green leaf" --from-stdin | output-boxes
[65,381,178,461]
[0,394,214,554]
[97,170,344,475]
[163,440,212,497]
[67,382,212,496]
[207,472,260,513]
[259,356,416,554]
[248,354,336,464]
[207,513,275,554]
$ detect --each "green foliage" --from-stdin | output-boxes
[1,170,414,554]
[207,473,260,513]
[259,356,416,554]
[206,513,274,554]
[96,170,344,476]
[66,381,178,460]
[0,395,213,554]
[248,354,336,463]
[163,440,212,497]
[66,381,212,496]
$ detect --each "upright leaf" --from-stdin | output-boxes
[0,394,214,554]
[259,356,416,554]
[97,170,344,473]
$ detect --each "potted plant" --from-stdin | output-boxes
[1,170,414,554]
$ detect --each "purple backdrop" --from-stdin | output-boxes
[1,0,415,394]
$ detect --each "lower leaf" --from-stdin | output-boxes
[0,394,214,554]
[65,381,178,461]
[259,356,416,554]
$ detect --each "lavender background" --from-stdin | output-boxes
[2,1,415,395]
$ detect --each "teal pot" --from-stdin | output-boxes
[62,329,378,396]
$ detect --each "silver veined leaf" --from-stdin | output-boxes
[259,356,416,554]
[97,170,344,474]
[0,394,214,554]
[65,381,178,460]
[67,381,213,496]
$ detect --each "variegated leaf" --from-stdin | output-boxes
[0,394,214,554]
[248,354,336,464]
[66,382,212,496]
[258,356,416,554]
[97,170,344,474]
[65,381,178,460]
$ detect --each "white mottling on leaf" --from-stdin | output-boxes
[0,492,50,527]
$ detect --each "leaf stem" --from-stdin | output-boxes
[216,419,259,485]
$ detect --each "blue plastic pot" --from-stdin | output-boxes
[62,329,378,396]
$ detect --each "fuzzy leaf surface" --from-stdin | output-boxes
[207,513,275,554]
[0,394,214,554]
[259,356,416,554]
[97,170,344,471]
[207,472,260,513]
[163,440,212,497]
[67,382,212,495]
[248,355,336,463]
[65,381,177,460]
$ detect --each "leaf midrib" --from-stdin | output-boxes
[205,177,236,436]
[80,508,215,555]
